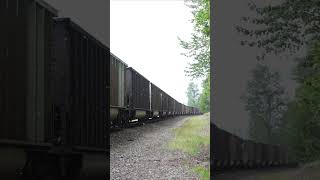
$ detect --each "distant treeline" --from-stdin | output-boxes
[238,0,320,163]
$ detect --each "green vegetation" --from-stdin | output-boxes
[237,0,320,59]
[241,39,320,164]
[193,166,210,180]
[179,0,210,78]
[186,76,210,113]
[282,43,320,163]
[168,115,209,155]
[168,114,210,179]
[186,82,200,108]
[198,75,210,113]
[242,64,287,144]
[181,0,210,113]
[238,0,320,164]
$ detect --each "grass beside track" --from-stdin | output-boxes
[168,114,210,155]
[193,166,210,180]
[168,113,210,180]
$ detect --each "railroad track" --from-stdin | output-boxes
[110,115,200,132]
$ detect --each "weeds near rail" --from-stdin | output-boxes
[168,115,209,155]
[193,166,210,180]
[168,114,210,179]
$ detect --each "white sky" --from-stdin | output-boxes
[111,0,197,105]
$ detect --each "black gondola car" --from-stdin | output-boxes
[51,17,109,179]
[212,123,292,173]
[151,83,162,118]
[161,90,169,117]
[1,0,202,179]
[110,53,127,127]
[176,102,182,115]
[212,124,230,169]
[126,67,151,122]
[229,134,243,167]
[0,0,58,179]
[242,140,255,167]
[167,96,174,116]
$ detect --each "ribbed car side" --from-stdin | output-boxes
[212,123,290,171]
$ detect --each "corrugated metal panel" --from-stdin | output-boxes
[168,97,174,113]
[126,67,150,111]
[0,0,56,142]
[176,102,182,114]
[161,91,168,112]
[52,18,108,149]
[151,83,161,112]
[110,53,127,107]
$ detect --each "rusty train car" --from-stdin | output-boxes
[212,124,290,171]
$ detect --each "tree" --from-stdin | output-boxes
[236,0,320,59]
[186,82,200,107]
[283,42,320,162]
[198,75,210,112]
[236,0,320,162]
[242,64,288,143]
[179,0,210,78]
[182,0,210,112]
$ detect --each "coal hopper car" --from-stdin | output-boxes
[0,0,58,179]
[167,95,175,116]
[125,67,151,123]
[212,123,291,172]
[110,53,127,128]
[162,91,171,117]
[150,83,162,118]
[1,5,110,177]
[49,18,110,179]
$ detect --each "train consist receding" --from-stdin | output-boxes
[0,0,199,179]
[212,124,291,171]
[110,54,200,128]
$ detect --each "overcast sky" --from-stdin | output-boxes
[111,0,197,105]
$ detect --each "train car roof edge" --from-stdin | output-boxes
[54,17,110,51]
[110,52,128,66]
[35,0,59,15]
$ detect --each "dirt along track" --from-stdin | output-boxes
[110,116,203,180]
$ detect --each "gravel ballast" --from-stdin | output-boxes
[110,116,200,180]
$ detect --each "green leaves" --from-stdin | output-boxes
[237,0,320,58]
[186,75,210,113]
[199,75,210,113]
[186,82,200,107]
[283,42,320,163]
[182,0,210,113]
[243,64,288,143]
[180,0,210,79]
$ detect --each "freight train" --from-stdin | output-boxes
[0,0,199,179]
[212,123,290,171]
[110,53,200,129]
